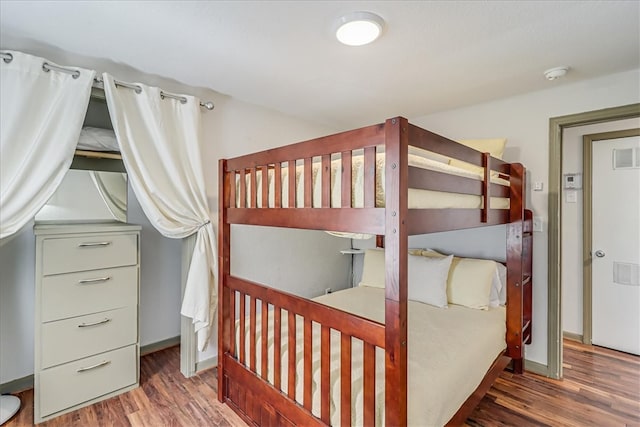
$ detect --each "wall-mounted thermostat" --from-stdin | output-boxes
[563,173,582,189]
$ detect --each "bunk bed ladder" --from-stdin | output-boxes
[506,163,529,374]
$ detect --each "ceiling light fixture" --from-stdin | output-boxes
[544,66,570,81]
[336,11,384,46]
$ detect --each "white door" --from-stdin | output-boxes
[591,135,640,355]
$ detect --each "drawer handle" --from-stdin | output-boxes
[78,276,112,284]
[78,318,111,328]
[78,241,112,248]
[77,360,111,373]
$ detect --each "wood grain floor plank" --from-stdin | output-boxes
[4,339,637,426]
[468,339,640,426]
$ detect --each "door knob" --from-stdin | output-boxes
[594,250,605,258]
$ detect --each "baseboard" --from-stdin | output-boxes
[524,358,548,376]
[0,374,33,394]
[196,355,218,373]
[563,331,584,343]
[140,336,180,356]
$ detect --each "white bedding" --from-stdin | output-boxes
[235,286,506,426]
[236,153,510,210]
[76,126,119,151]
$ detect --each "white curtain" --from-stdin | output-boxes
[0,51,95,239]
[102,73,216,350]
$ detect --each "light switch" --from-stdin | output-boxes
[533,216,543,232]
[533,182,544,191]
[565,190,577,203]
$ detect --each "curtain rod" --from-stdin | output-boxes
[93,77,214,110]
[0,51,214,111]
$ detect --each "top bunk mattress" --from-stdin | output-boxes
[236,152,510,211]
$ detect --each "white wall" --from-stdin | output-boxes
[409,68,640,366]
[126,187,183,348]
[0,224,35,385]
[561,118,640,336]
[0,44,350,384]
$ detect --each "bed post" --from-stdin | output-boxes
[384,117,409,426]
[506,163,526,373]
[218,159,231,402]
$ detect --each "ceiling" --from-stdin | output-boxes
[1,1,639,129]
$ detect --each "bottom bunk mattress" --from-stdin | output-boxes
[234,286,506,426]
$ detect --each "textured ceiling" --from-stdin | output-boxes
[1,1,639,128]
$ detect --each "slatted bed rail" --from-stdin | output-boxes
[405,123,514,234]
[220,274,385,426]
[220,117,516,236]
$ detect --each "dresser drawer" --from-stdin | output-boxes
[41,233,137,276]
[41,306,137,369]
[39,344,137,418]
[41,265,137,322]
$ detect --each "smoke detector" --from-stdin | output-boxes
[544,66,569,81]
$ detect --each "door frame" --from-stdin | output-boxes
[582,128,640,346]
[547,103,640,379]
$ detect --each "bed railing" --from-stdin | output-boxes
[219,118,515,237]
[220,275,385,426]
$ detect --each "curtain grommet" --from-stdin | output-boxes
[161,90,188,104]
[42,62,81,79]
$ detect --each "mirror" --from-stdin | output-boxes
[35,169,128,223]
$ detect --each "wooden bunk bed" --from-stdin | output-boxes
[217,117,533,426]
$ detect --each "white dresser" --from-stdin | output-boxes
[34,223,141,423]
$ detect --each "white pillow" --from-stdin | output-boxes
[359,248,386,289]
[420,248,501,309]
[408,254,454,308]
[446,257,497,310]
[360,249,453,308]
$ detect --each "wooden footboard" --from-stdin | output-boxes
[223,355,323,427]
[218,275,385,426]
[224,354,508,427]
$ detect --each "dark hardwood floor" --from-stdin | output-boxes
[6,339,639,426]
[466,339,640,427]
